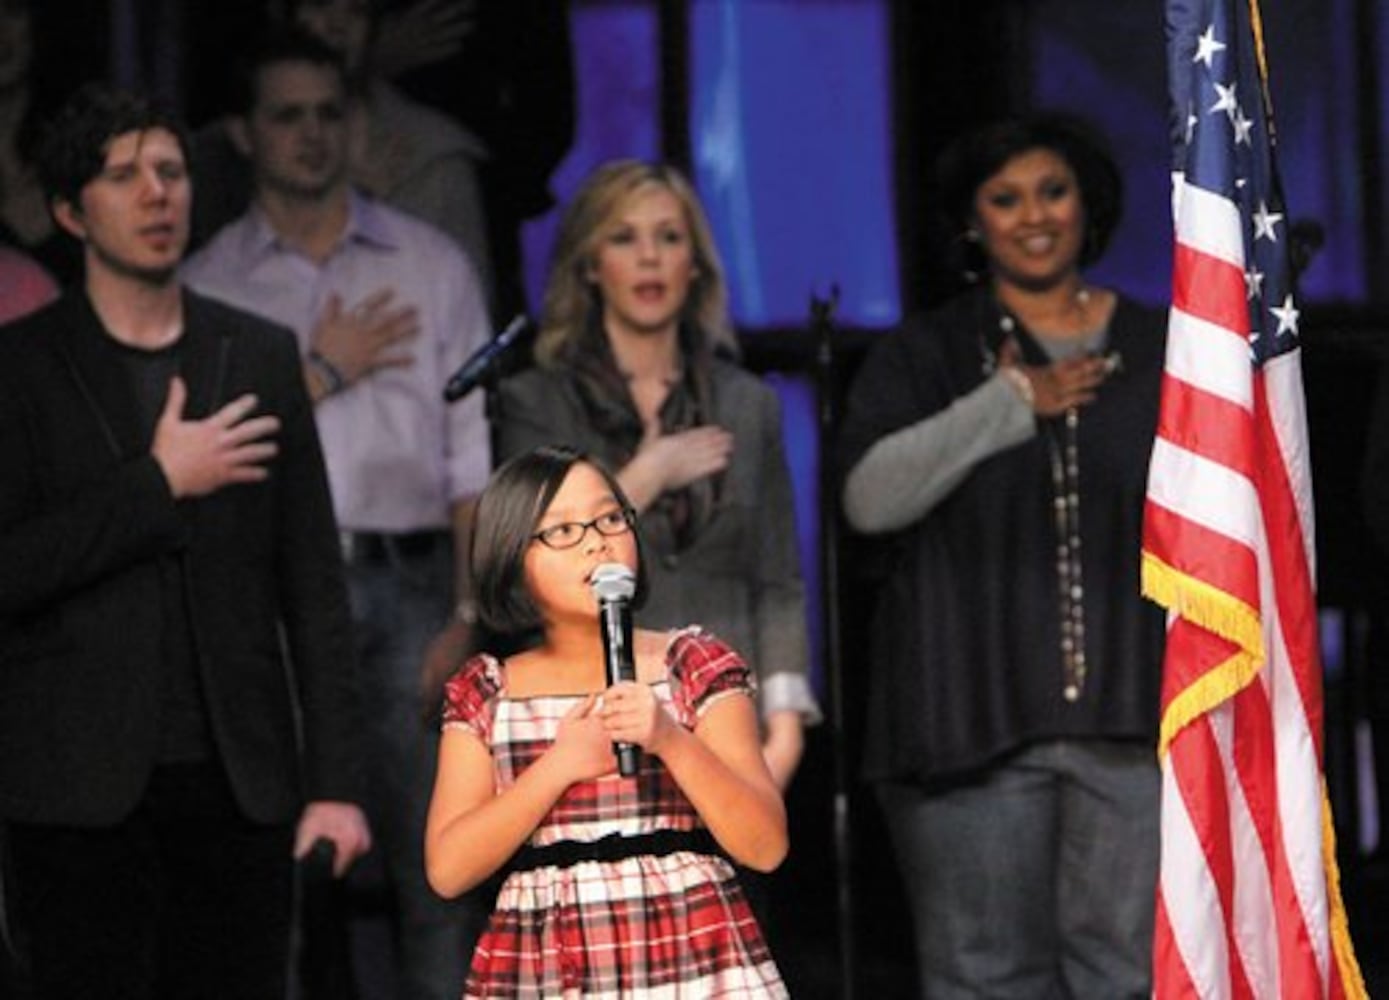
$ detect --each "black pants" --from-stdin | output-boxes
[6,761,294,1000]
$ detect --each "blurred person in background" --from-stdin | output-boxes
[0,0,81,284]
[0,81,369,1000]
[183,31,491,1000]
[838,113,1166,999]
[496,160,821,795]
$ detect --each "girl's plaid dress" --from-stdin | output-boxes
[441,627,789,999]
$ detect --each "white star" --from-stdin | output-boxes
[1232,109,1254,145]
[1193,25,1226,68]
[1186,112,1198,144]
[1269,295,1300,336]
[1211,81,1239,118]
[1245,267,1265,300]
[1252,200,1283,242]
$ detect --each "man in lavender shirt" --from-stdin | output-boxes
[183,29,489,1000]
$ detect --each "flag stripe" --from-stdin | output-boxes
[1173,243,1251,336]
[1146,437,1261,551]
[1165,308,1254,409]
[1263,354,1318,573]
[1153,894,1200,999]
[1155,376,1257,480]
[1254,375,1324,759]
[1229,681,1287,996]
[1159,617,1243,714]
[1163,703,1258,999]
[1174,181,1246,267]
[1144,502,1259,612]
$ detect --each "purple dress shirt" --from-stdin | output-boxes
[183,192,491,532]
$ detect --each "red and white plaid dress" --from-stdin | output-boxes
[441,627,788,999]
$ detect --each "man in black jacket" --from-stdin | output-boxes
[0,83,371,999]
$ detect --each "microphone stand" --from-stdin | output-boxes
[482,367,504,471]
[469,318,535,472]
[810,286,856,1000]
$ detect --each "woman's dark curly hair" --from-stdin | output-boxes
[938,111,1123,275]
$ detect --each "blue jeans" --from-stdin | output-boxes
[347,540,485,1000]
[877,740,1159,999]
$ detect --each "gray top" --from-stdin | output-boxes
[844,371,1036,533]
[498,361,821,724]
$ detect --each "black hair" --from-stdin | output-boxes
[938,111,1123,273]
[471,445,648,637]
[228,25,349,118]
[35,83,190,207]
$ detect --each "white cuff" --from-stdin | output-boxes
[760,672,823,726]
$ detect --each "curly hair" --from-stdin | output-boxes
[534,160,737,369]
[36,83,190,208]
[937,111,1123,273]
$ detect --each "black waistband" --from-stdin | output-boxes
[341,530,450,565]
[508,829,723,873]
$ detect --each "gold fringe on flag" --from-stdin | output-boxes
[1323,784,1370,999]
[1142,553,1266,757]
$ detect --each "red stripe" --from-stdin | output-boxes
[1230,679,1294,997]
[1155,373,1258,481]
[1168,697,1256,999]
[1253,375,1324,761]
[1172,241,1251,336]
[1255,375,1332,995]
[1230,678,1278,880]
[1144,501,1261,616]
[1167,647,1236,983]
[1238,678,1326,999]
[1158,617,1243,716]
[1331,949,1347,1000]
[1153,891,1200,999]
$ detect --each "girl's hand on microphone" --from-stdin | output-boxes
[599,681,674,754]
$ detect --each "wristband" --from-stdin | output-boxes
[307,350,346,396]
[999,366,1035,408]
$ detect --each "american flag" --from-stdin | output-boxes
[1142,0,1367,996]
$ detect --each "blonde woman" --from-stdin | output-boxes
[496,160,820,791]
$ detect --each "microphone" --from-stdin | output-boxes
[589,562,640,777]
[442,314,529,403]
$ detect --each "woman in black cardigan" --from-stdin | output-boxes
[838,114,1167,999]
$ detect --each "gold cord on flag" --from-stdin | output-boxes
[1246,0,1277,143]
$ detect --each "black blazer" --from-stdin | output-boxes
[0,289,362,826]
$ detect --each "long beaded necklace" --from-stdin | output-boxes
[1049,403,1087,702]
[995,310,1091,703]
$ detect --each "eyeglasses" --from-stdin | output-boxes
[531,507,635,550]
